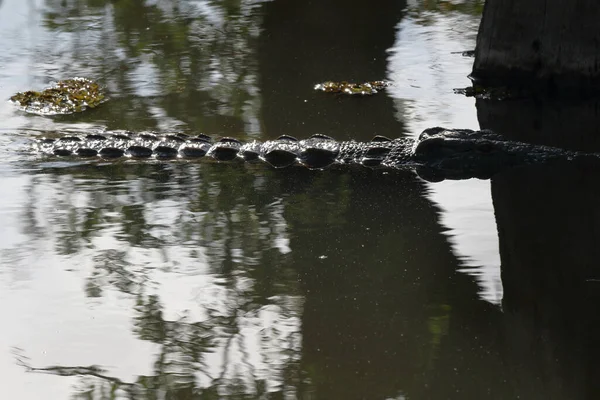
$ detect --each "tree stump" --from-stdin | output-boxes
[472,0,600,93]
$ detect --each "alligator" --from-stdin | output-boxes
[34,127,592,181]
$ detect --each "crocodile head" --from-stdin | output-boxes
[412,127,551,180]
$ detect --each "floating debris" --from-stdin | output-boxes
[10,78,106,115]
[454,85,530,100]
[451,50,475,57]
[314,80,392,96]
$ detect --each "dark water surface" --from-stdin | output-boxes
[1,0,599,399]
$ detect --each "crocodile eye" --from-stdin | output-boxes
[476,141,494,153]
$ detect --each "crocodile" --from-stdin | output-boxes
[34,127,591,181]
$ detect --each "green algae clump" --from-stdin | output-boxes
[10,78,106,115]
[314,80,392,96]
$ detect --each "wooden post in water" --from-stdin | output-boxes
[472,0,600,92]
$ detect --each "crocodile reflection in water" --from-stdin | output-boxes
[35,127,589,181]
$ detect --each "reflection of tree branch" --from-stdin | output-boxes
[218,315,238,382]
[238,322,257,392]
[17,355,134,388]
[18,156,307,398]
[40,0,264,134]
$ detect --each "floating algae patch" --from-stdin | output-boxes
[10,78,106,115]
[314,80,392,95]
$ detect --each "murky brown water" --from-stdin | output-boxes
[1,0,600,399]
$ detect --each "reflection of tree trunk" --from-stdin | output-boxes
[258,0,407,141]
[491,163,600,399]
[476,85,600,397]
[283,169,522,399]
[472,0,600,92]
[288,170,462,398]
